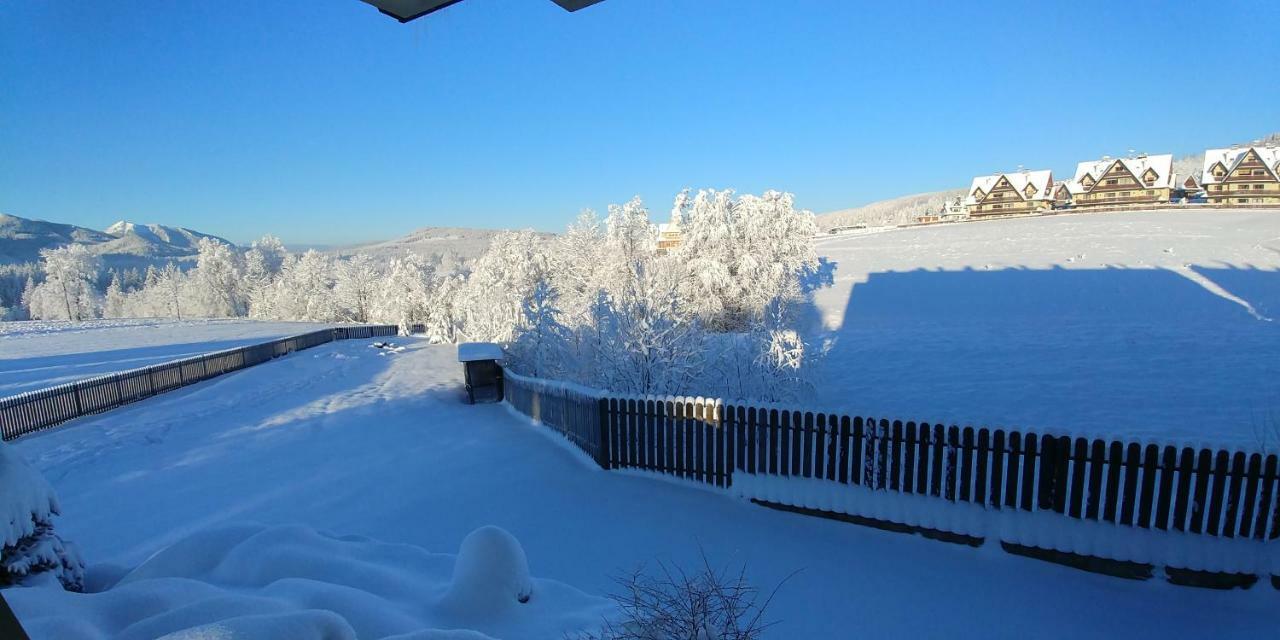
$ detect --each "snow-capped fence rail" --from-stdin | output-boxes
[0,325,400,441]
[504,370,1280,581]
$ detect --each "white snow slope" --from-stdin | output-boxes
[7,339,1278,637]
[0,319,329,396]
[808,209,1280,445]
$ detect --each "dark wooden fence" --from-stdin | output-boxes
[503,371,1280,575]
[0,325,400,441]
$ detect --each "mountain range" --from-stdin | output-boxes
[0,213,231,269]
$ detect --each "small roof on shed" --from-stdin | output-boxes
[458,342,504,363]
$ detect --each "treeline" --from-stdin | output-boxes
[13,189,824,402]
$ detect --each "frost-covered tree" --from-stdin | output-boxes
[19,277,36,319]
[266,250,337,321]
[335,253,382,323]
[244,234,288,319]
[457,230,548,342]
[507,281,572,378]
[373,253,433,333]
[668,189,818,331]
[28,245,101,321]
[103,274,127,319]
[603,196,656,296]
[0,441,84,592]
[188,238,244,317]
[551,210,607,325]
[597,261,704,395]
[424,273,465,343]
[155,263,187,319]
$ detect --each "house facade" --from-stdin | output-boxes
[1201,145,1280,206]
[656,221,681,254]
[1067,153,1175,209]
[1052,181,1076,208]
[963,170,1054,216]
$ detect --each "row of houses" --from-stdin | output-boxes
[941,143,1280,221]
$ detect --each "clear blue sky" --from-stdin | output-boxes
[2,0,1277,245]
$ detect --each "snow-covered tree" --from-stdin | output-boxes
[244,235,288,319]
[103,274,127,319]
[602,196,656,296]
[550,209,607,325]
[0,441,84,592]
[373,253,433,333]
[424,273,465,343]
[668,189,818,331]
[154,263,187,319]
[456,230,548,342]
[27,245,101,321]
[335,253,382,323]
[266,250,337,322]
[188,238,244,317]
[507,281,572,378]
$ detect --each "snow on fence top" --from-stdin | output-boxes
[457,342,505,363]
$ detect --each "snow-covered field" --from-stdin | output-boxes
[8,339,1278,637]
[0,319,329,396]
[809,209,1280,445]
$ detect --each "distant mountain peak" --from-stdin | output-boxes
[0,213,231,268]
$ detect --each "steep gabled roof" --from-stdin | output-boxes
[1071,154,1174,193]
[964,170,1053,206]
[1201,146,1280,185]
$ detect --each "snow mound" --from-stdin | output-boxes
[6,523,614,640]
[0,442,59,548]
[443,526,533,611]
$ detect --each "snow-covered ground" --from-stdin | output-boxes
[8,339,1278,637]
[0,319,329,396]
[809,209,1280,445]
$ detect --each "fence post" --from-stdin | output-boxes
[596,397,611,470]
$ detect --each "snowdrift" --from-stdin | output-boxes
[6,523,614,640]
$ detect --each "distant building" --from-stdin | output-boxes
[1051,180,1076,208]
[656,220,682,254]
[940,196,968,220]
[1200,145,1280,206]
[916,213,942,224]
[963,170,1054,216]
[1067,153,1175,209]
[1177,173,1203,201]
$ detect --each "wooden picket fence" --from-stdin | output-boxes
[0,325,399,441]
[503,370,1280,579]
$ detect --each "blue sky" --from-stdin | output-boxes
[2,0,1277,245]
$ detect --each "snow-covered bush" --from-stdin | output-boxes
[577,552,785,640]
[443,525,534,611]
[0,442,84,592]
